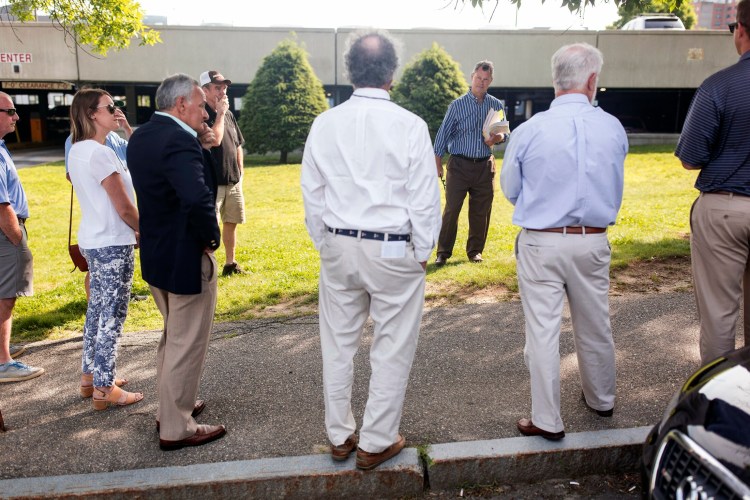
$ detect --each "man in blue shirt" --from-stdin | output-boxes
[433,60,507,265]
[0,91,44,383]
[675,0,750,365]
[501,43,627,440]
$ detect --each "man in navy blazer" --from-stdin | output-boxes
[127,74,226,450]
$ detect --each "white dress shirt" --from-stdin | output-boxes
[301,87,441,261]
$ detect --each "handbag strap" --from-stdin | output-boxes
[68,184,74,247]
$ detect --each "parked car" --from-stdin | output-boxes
[641,345,750,499]
[621,14,686,30]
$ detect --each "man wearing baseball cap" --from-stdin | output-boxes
[199,70,247,276]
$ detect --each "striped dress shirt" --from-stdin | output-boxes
[675,51,750,195]
[433,91,504,159]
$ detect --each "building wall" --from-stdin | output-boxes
[0,23,740,88]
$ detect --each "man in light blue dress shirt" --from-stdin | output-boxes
[0,91,45,383]
[500,43,627,440]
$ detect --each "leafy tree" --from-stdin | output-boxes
[4,0,160,55]
[391,43,467,139]
[609,0,696,28]
[454,0,686,15]
[240,38,329,164]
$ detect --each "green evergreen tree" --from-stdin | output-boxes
[609,0,697,29]
[391,43,468,139]
[240,37,329,164]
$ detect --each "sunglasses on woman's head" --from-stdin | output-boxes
[95,104,117,115]
[0,108,17,116]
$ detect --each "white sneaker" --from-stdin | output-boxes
[0,361,45,383]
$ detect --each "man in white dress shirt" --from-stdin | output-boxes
[301,30,441,470]
[500,43,627,440]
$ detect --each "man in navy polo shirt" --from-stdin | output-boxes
[676,0,750,364]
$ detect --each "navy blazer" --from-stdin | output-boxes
[127,113,220,295]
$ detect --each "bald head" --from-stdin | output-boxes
[344,30,399,89]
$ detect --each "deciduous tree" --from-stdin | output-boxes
[240,38,329,164]
[4,0,160,55]
[391,43,467,139]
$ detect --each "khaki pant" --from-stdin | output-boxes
[151,253,218,441]
[690,192,750,364]
[516,229,615,434]
[318,231,426,453]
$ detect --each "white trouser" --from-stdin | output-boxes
[516,229,616,434]
[318,231,426,453]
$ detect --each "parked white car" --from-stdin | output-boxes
[621,14,686,30]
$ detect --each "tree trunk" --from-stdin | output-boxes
[280,151,288,164]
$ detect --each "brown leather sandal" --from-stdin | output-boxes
[92,385,143,411]
[80,373,127,398]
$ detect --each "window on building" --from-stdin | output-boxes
[137,95,151,107]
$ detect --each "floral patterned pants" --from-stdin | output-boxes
[80,245,135,388]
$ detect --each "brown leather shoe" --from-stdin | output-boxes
[516,418,565,441]
[156,400,206,431]
[356,434,405,470]
[159,424,226,451]
[331,434,358,461]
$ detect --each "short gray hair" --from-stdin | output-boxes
[156,73,199,111]
[344,30,400,88]
[472,60,494,77]
[551,43,603,93]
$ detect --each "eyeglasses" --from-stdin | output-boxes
[95,104,117,115]
[0,108,17,116]
[729,21,741,33]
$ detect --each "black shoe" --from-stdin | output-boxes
[222,262,244,276]
[434,255,447,267]
[130,293,148,302]
[469,253,483,263]
[582,391,613,417]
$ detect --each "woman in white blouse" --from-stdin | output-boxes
[68,89,143,410]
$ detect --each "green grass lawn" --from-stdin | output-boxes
[12,144,696,342]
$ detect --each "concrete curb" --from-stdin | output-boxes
[427,426,651,491]
[1,427,650,499]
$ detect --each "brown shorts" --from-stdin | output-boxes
[215,182,246,224]
[0,223,33,299]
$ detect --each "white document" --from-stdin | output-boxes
[381,240,406,259]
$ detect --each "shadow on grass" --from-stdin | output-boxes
[612,236,690,269]
[13,297,88,341]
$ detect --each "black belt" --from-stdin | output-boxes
[527,226,606,235]
[451,154,491,163]
[327,227,411,242]
[17,217,26,224]
[708,190,750,197]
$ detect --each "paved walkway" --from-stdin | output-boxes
[8,146,65,168]
[1,291,717,481]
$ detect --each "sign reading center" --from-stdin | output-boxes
[1,53,32,64]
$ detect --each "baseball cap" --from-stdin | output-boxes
[199,70,232,87]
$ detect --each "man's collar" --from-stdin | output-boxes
[155,111,198,137]
[551,93,591,107]
[352,88,391,100]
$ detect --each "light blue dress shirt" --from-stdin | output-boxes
[500,93,627,229]
[65,132,128,173]
[0,140,29,218]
